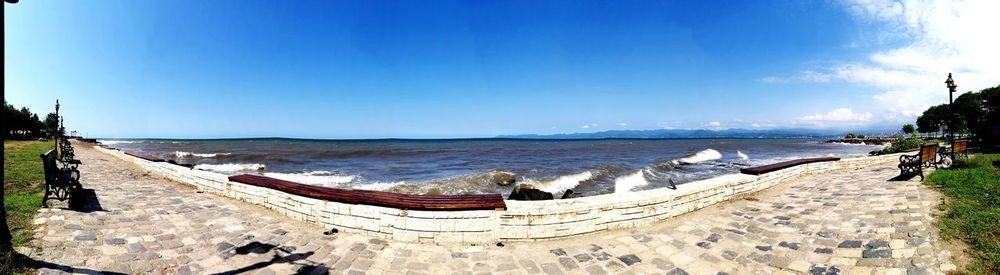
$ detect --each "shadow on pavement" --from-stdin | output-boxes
[210,251,323,275]
[888,173,919,181]
[207,241,329,274]
[1,250,127,275]
[68,189,107,213]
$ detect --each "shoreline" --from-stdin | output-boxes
[95,138,883,197]
[92,140,904,243]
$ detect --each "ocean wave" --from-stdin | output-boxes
[263,171,356,186]
[527,171,594,194]
[98,140,135,145]
[829,142,874,146]
[194,163,266,172]
[736,150,749,160]
[674,149,722,164]
[614,169,649,193]
[173,151,232,158]
[354,181,406,191]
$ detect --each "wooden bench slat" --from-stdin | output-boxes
[739,157,840,175]
[228,174,506,211]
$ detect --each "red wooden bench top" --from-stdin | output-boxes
[228,174,507,211]
[739,157,840,175]
[125,151,165,162]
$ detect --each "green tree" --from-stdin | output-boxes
[845,132,856,139]
[916,104,949,134]
[902,124,915,135]
[3,100,50,139]
[44,112,60,137]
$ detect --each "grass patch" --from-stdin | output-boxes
[3,140,54,275]
[926,154,1000,274]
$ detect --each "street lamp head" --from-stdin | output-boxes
[945,73,957,90]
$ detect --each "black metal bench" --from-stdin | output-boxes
[40,149,83,207]
[898,144,938,180]
[55,138,81,169]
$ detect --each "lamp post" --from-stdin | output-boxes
[55,100,61,157]
[946,73,957,159]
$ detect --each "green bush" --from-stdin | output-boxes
[880,134,924,154]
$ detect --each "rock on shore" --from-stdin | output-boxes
[507,184,553,200]
[492,172,517,186]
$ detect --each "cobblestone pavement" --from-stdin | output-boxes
[27,143,960,274]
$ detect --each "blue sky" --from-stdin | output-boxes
[5,0,998,138]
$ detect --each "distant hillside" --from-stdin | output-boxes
[497,128,853,139]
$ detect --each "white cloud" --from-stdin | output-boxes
[707,121,721,127]
[798,107,873,127]
[581,123,599,129]
[759,76,788,84]
[657,121,681,130]
[618,122,628,127]
[773,0,1000,122]
[751,123,761,128]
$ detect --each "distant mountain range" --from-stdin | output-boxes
[496,128,889,139]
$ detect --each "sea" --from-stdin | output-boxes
[97,138,883,197]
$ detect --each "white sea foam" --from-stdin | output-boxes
[614,169,649,193]
[263,171,356,186]
[98,140,135,145]
[736,150,749,160]
[194,163,266,172]
[173,151,231,158]
[530,171,593,194]
[353,181,406,191]
[673,149,723,164]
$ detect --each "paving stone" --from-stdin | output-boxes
[756,245,772,251]
[519,259,540,274]
[814,247,834,254]
[749,253,772,264]
[726,229,746,235]
[665,268,689,275]
[863,249,892,258]
[549,248,567,256]
[837,240,863,248]
[808,265,841,275]
[215,242,234,252]
[591,251,612,261]
[539,263,564,275]
[617,254,641,266]
[779,241,801,250]
[558,257,578,270]
[573,253,593,263]
[74,232,97,241]
[105,238,127,245]
[721,250,738,261]
[866,240,890,249]
[707,233,722,242]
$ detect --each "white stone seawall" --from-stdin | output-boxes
[95,146,903,244]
